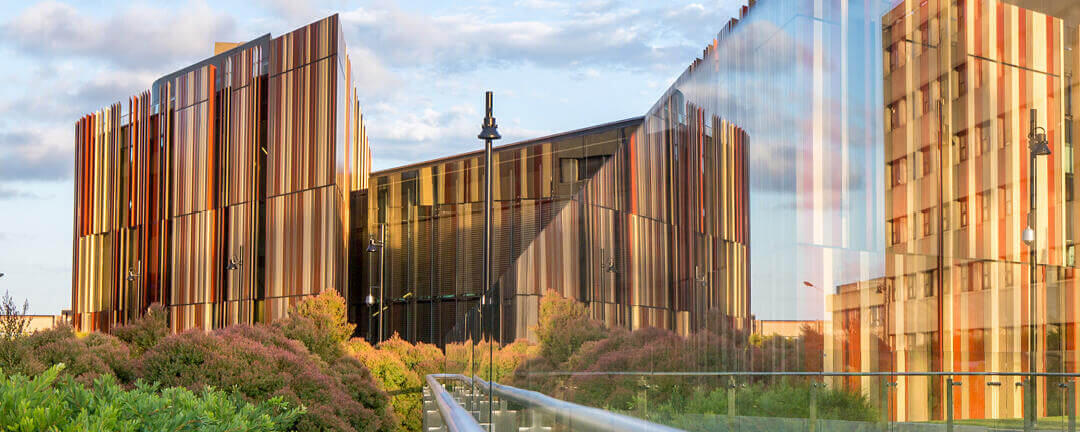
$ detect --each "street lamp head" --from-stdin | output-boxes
[365,294,376,306]
[1023,226,1035,246]
[477,91,501,140]
[366,237,380,253]
[1029,126,1051,156]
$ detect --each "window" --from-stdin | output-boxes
[919,23,930,46]
[960,264,971,292]
[956,132,968,161]
[559,158,579,183]
[890,217,907,245]
[924,270,937,297]
[920,85,931,116]
[998,115,1010,148]
[921,148,933,177]
[922,208,933,236]
[1069,244,1077,267]
[981,263,991,290]
[942,202,951,230]
[959,198,969,227]
[1005,266,1014,287]
[978,122,991,155]
[980,191,990,222]
[906,275,916,300]
[890,157,907,187]
[954,64,967,97]
[870,305,884,326]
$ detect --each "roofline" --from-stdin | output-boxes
[370,116,644,176]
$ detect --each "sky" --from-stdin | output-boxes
[0,0,744,314]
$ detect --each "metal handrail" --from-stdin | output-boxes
[431,373,683,432]
[515,370,1080,378]
[425,374,486,432]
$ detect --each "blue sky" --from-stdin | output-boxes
[0,0,743,314]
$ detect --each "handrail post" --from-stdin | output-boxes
[946,377,960,432]
[1024,378,1034,432]
[1069,380,1077,432]
[727,376,736,429]
[809,382,817,432]
[878,377,890,432]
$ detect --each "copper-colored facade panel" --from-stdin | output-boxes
[72,14,369,333]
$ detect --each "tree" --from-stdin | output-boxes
[0,290,30,341]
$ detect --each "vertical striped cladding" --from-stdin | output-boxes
[360,117,749,344]
[72,14,368,334]
[170,66,217,217]
[265,186,344,303]
[74,104,124,236]
[269,14,338,75]
[168,210,221,331]
[267,56,339,196]
[223,44,265,206]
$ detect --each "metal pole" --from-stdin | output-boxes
[478,90,500,426]
[379,223,386,344]
[1028,108,1038,431]
[946,378,955,432]
[1069,380,1076,432]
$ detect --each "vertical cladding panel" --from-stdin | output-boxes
[224,202,259,304]
[170,66,217,217]
[225,74,263,206]
[265,186,342,300]
[73,233,117,331]
[168,210,221,331]
[267,56,338,196]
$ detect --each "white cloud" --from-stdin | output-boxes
[2,1,237,68]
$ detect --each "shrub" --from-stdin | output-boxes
[0,363,302,431]
[112,303,169,355]
[346,338,421,432]
[7,325,132,384]
[278,290,355,361]
[378,333,446,378]
[533,290,607,366]
[137,324,392,432]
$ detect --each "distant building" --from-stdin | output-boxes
[72,14,371,332]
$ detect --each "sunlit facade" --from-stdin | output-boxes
[827,0,1080,422]
[354,113,750,344]
[72,15,371,332]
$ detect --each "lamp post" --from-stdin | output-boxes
[1023,108,1051,431]
[477,91,500,425]
[365,293,376,342]
[367,225,386,343]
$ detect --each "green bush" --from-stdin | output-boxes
[643,380,878,425]
[0,363,301,431]
[346,337,420,432]
[533,290,607,366]
[278,290,356,361]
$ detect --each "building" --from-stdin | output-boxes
[825,0,1080,422]
[72,14,371,332]
[355,101,751,344]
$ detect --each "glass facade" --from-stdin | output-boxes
[72,14,371,332]
[69,1,1080,426]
